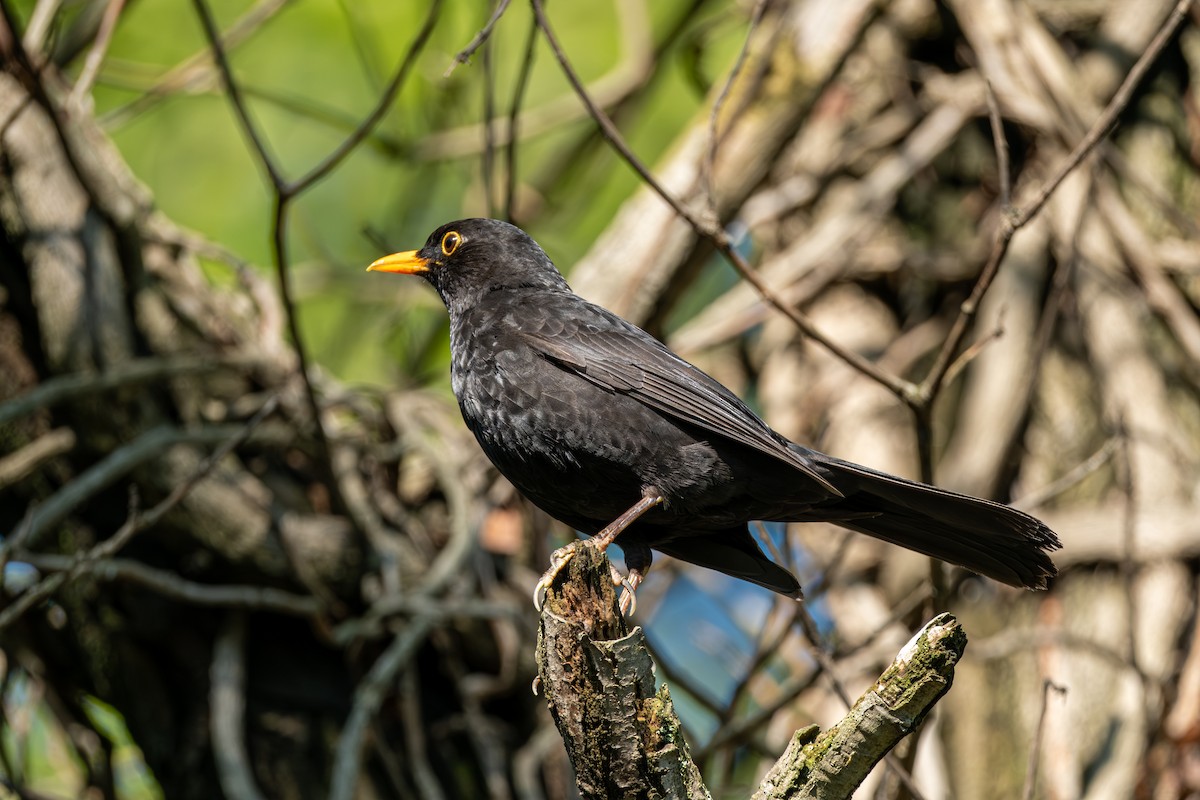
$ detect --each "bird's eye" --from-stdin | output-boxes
[441,231,461,256]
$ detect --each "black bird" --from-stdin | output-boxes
[369,218,1059,606]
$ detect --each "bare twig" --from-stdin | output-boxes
[21,0,62,53]
[67,0,126,109]
[329,615,437,800]
[331,594,518,645]
[1113,416,1139,667]
[703,0,771,217]
[189,0,284,186]
[1014,0,1191,231]
[941,321,1006,390]
[984,80,1012,209]
[288,0,441,195]
[503,13,538,222]
[15,553,320,617]
[190,0,442,509]
[1021,680,1067,800]
[446,0,513,77]
[210,612,268,800]
[10,420,279,551]
[481,34,498,218]
[99,0,293,128]
[399,667,446,800]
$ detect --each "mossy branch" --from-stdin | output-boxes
[753,613,967,799]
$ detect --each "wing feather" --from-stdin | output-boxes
[518,308,842,496]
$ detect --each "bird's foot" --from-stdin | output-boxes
[532,541,641,615]
[533,493,662,612]
[533,541,580,611]
[617,569,644,617]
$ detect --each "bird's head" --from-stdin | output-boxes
[367,218,569,311]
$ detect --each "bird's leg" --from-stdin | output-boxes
[533,491,664,610]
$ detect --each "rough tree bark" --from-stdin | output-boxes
[536,544,968,799]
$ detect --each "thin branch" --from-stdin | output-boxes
[267,192,336,493]
[192,0,441,512]
[288,0,441,195]
[67,0,126,109]
[0,428,75,490]
[724,596,801,722]
[984,79,1011,209]
[503,12,538,222]
[99,0,293,129]
[1021,680,1067,800]
[642,635,726,719]
[972,628,1144,674]
[190,0,284,188]
[431,629,512,799]
[703,0,770,217]
[331,594,519,645]
[695,657,823,760]
[383,396,478,598]
[530,0,912,399]
[21,0,62,53]
[189,0,342,501]
[445,0,513,77]
[1113,414,1139,667]
[16,553,320,617]
[481,33,497,218]
[1015,439,1117,511]
[9,420,278,552]
[399,667,446,800]
[941,321,1005,389]
[210,612,268,800]
[329,615,437,800]
[1014,0,1191,230]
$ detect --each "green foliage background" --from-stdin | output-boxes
[59,0,746,389]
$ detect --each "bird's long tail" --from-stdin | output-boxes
[803,452,1061,589]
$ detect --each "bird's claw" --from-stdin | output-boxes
[532,541,639,616]
[609,565,638,616]
[618,581,637,616]
[532,542,579,611]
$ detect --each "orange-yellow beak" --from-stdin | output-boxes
[366,250,430,274]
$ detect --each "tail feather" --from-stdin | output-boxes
[653,528,802,597]
[803,454,1060,589]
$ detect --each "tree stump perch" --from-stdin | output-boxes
[536,545,968,800]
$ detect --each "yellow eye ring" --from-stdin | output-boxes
[441,231,461,256]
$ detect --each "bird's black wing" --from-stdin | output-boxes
[518,301,842,496]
